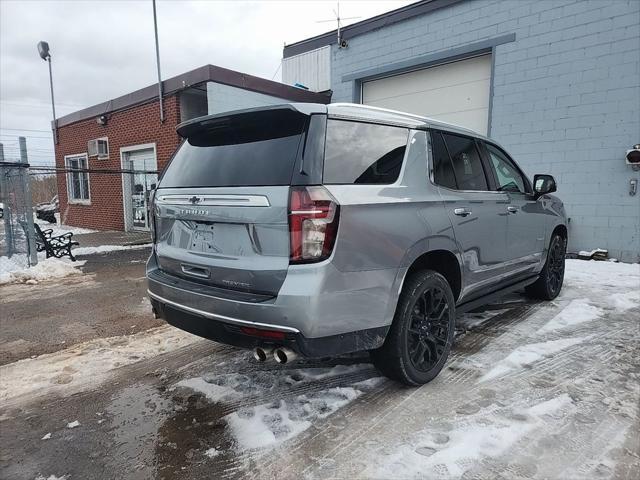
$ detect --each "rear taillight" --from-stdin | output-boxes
[149,189,157,243]
[288,186,340,264]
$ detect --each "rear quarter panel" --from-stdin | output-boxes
[324,130,459,327]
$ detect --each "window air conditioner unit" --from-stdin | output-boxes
[88,138,109,159]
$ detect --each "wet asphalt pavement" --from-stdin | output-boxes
[0,252,638,480]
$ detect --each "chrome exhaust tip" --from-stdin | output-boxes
[273,347,297,364]
[253,347,272,362]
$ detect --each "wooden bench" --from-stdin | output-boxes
[34,223,79,261]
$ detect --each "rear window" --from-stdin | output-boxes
[323,119,408,184]
[160,109,306,188]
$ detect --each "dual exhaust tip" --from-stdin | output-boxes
[253,347,297,364]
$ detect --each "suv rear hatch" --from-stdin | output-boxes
[152,105,325,298]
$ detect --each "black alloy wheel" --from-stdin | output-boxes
[371,270,456,386]
[407,286,451,372]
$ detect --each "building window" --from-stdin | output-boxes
[65,154,90,202]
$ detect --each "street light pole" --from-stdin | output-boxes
[152,0,164,123]
[37,41,58,144]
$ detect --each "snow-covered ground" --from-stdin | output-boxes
[0,244,149,285]
[0,258,638,479]
[0,325,201,407]
[72,243,152,256]
[36,213,96,236]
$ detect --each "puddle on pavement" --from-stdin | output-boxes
[104,383,172,479]
[155,392,238,480]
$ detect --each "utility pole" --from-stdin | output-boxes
[152,0,164,123]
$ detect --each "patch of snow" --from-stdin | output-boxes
[526,393,574,417]
[73,243,152,256]
[204,447,221,458]
[176,377,239,403]
[457,308,512,330]
[369,395,573,479]
[66,420,80,429]
[610,291,640,312]
[36,218,95,236]
[564,259,639,290]
[351,377,386,390]
[226,387,361,451]
[293,363,368,381]
[480,337,585,382]
[35,475,68,480]
[538,299,602,333]
[0,326,200,406]
[0,255,85,285]
[176,364,370,402]
[41,433,51,440]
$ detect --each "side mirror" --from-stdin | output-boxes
[533,174,557,198]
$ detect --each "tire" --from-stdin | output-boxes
[525,234,566,300]
[371,270,456,386]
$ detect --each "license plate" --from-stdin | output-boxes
[189,225,216,252]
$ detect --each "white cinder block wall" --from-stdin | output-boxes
[329,0,640,262]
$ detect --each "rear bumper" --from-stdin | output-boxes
[146,252,399,356]
[149,295,389,357]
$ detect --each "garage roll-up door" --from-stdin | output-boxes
[361,55,492,134]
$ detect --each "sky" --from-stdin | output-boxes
[0,0,414,166]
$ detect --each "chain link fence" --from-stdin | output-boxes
[1,159,38,275]
[1,135,158,282]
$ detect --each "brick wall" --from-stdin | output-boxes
[54,96,181,231]
[331,0,640,262]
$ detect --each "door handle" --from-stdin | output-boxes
[507,206,519,213]
[453,208,472,217]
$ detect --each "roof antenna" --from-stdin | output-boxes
[316,1,360,49]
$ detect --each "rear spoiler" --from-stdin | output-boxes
[176,103,328,139]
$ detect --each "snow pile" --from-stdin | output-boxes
[538,299,603,333]
[35,475,68,480]
[369,395,574,479]
[0,255,84,285]
[480,337,584,382]
[0,325,200,406]
[225,387,361,450]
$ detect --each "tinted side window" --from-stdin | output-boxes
[485,143,527,193]
[323,120,408,184]
[442,133,488,191]
[431,131,457,189]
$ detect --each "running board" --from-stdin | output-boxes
[456,275,538,314]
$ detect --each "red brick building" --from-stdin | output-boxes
[54,65,330,231]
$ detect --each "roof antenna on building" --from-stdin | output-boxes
[316,1,360,49]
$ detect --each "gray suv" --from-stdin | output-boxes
[147,103,567,386]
